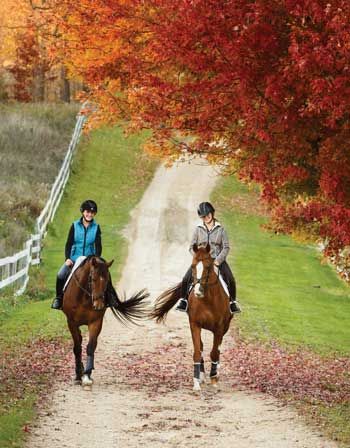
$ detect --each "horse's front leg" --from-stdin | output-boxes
[190,322,202,391]
[210,331,224,387]
[82,319,103,387]
[200,338,206,384]
[67,320,83,384]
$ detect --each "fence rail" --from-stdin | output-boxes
[0,112,86,295]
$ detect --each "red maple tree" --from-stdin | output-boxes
[46,0,350,266]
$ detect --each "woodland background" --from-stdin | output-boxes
[1,0,350,278]
[1,3,350,446]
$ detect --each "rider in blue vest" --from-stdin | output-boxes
[51,199,105,310]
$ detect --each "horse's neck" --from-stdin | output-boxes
[77,262,90,284]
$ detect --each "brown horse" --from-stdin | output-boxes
[150,243,233,391]
[62,256,149,386]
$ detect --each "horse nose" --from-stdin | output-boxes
[93,303,104,311]
[194,283,204,297]
[93,297,105,310]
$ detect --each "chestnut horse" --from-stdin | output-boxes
[150,243,233,391]
[62,256,149,386]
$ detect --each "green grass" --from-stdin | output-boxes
[213,176,350,355]
[213,176,350,446]
[0,102,79,257]
[0,397,36,448]
[0,125,157,448]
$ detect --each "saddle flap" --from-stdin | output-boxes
[63,256,87,291]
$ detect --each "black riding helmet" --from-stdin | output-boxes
[197,202,215,217]
[80,199,98,214]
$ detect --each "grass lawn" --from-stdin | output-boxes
[213,175,350,445]
[0,125,157,448]
[0,103,79,257]
[213,176,350,355]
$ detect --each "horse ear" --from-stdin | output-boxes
[193,243,198,253]
[91,257,97,266]
[206,243,210,252]
[106,259,114,268]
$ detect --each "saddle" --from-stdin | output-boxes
[63,256,87,291]
[189,269,229,297]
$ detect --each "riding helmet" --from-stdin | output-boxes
[197,202,215,217]
[80,199,98,214]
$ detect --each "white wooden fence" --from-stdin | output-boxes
[0,111,86,295]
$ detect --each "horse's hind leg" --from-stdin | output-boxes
[82,319,103,386]
[210,331,224,387]
[190,323,202,391]
[67,320,83,384]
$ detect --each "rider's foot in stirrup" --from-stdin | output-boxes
[176,298,188,312]
[51,296,63,310]
[230,300,241,314]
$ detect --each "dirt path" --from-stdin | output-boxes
[26,161,337,448]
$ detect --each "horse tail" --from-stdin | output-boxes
[110,288,150,326]
[149,283,182,323]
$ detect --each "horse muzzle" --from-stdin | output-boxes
[194,283,204,298]
[92,296,106,311]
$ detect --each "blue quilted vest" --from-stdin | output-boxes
[70,219,99,262]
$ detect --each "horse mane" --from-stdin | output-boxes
[149,283,182,323]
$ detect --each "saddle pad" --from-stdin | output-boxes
[190,268,230,297]
[218,272,230,297]
[63,256,87,291]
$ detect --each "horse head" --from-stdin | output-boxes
[191,243,213,298]
[89,257,114,311]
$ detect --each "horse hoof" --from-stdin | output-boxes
[74,378,82,385]
[210,376,219,387]
[82,374,93,386]
[193,379,201,391]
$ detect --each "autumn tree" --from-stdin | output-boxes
[47,0,350,265]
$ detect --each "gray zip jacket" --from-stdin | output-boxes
[189,220,229,265]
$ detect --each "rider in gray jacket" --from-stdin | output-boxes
[176,202,241,314]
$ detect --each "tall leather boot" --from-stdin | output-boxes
[51,277,65,310]
[106,278,119,308]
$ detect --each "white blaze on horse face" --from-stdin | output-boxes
[194,262,204,297]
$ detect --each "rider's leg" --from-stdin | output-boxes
[219,261,241,314]
[51,263,71,310]
[106,274,119,307]
[176,266,193,312]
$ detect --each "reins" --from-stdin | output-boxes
[72,260,108,301]
[193,261,220,289]
[73,270,92,297]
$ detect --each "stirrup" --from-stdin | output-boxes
[175,298,188,312]
[230,300,241,314]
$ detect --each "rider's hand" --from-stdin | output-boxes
[214,261,219,275]
[65,259,74,267]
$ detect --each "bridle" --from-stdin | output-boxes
[192,259,219,290]
[73,263,108,302]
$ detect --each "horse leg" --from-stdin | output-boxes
[190,323,202,391]
[82,319,103,386]
[67,320,83,384]
[200,338,206,384]
[210,331,224,387]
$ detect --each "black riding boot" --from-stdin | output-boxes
[176,266,192,312]
[51,277,65,310]
[219,262,241,314]
[106,278,119,308]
